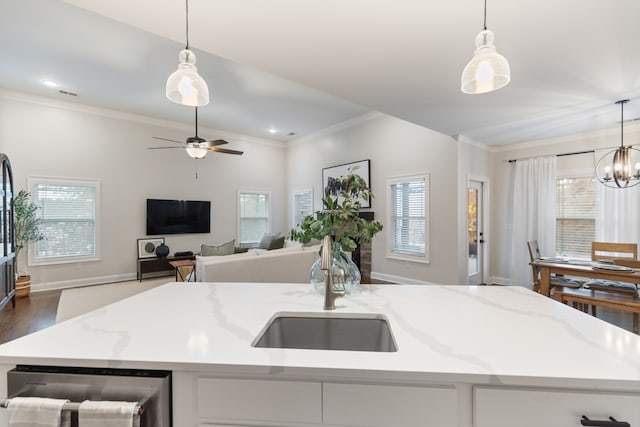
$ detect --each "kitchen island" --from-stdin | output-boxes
[0,283,639,426]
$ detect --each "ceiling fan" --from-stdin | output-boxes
[150,108,243,159]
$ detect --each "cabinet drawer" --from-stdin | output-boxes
[323,383,457,427]
[197,377,322,424]
[474,386,640,427]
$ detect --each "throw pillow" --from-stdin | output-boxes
[234,246,250,254]
[267,236,286,250]
[257,232,280,249]
[201,239,236,256]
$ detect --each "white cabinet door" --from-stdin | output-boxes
[475,386,640,427]
[197,377,322,425]
[323,382,457,427]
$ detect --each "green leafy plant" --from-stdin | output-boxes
[289,168,383,252]
[14,190,45,274]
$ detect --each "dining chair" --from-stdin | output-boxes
[591,241,637,263]
[584,242,639,327]
[526,240,585,293]
[585,242,638,296]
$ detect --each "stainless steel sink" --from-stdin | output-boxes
[252,312,397,352]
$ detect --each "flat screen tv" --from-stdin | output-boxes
[146,199,211,235]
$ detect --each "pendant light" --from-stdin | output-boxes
[595,100,640,188]
[166,0,210,107]
[461,0,511,94]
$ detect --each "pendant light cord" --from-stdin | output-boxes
[616,99,629,148]
[483,0,487,30]
[185,0,190,50]
[195,107,199,138]
[620,100,624,148]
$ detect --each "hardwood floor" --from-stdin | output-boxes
[0,290,61,345]
[0,284,635,346]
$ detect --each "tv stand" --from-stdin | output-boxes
[137,255,196,281]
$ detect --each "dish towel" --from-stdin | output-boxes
[7,396,70,427]
[78,400,138,427]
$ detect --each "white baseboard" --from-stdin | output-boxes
[489,276,531,287]
[31,273,138,293]
[370,271,440,286]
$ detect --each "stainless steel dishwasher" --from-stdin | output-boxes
[3,365,172,427]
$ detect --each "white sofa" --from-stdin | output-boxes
[195,244,321,283]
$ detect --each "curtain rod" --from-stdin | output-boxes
[507,150,594,163]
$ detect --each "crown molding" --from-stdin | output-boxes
[287,111,382,147]
[0,88,285,149]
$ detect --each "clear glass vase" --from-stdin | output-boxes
[310,242,361,295]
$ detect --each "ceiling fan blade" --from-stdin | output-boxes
[207,139,229,147]
[152,136,185,144]
[209,147,244,155]
[148,146,184,150]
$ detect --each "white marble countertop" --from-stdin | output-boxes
[0,283,639,390]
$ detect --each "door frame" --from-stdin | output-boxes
[467,176,490,285]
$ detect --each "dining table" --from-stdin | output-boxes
[531,258,640,297]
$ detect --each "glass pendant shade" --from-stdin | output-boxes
[461,30,511,94]
[166,49,210,107]
[185,142,208,159]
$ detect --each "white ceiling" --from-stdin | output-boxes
[3,0,640,146]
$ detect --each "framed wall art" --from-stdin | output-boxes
[137,237,164,259]
[322,159,371,208]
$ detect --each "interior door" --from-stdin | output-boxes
[468,180,485,285]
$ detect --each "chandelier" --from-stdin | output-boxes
[595,99,640,189]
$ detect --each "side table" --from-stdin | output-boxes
[169,259,196,282]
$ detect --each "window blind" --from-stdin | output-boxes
[389,177,426,256]
[32,181,98,261]
[556,177,595,258]
[239,191,270,244]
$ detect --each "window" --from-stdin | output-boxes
[387,174,429,263]
[293,189,313,230]
[238,189,271,245]
[556,176,595,258]
[28,177,101,265]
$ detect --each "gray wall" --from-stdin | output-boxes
[489,123,640,284]
[286,113,473,285]
[1,91,287,290]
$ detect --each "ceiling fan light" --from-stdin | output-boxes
[166,49,209,107]
[186,143,208,159]
[461,30,510,94]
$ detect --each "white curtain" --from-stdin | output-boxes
[508,156,557,286]
[594,149,640,243]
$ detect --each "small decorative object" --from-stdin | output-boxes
[155,243,170,258]
[14,190,46,297]
[137,237,165,259]
[290,167,383,295]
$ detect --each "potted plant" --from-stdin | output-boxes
[14,190,45,297]
[290,168,383,294]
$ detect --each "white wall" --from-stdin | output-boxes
[489,123,640,284]
[0,91,286,291]
[286,113,466,285]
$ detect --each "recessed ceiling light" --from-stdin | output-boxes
[268,128,277,134]
[40,79,59,88]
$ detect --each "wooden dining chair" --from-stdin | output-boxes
[526,240,585,293]
[591,242,637,263]
[584,242,640,328]
[586,242,638,296]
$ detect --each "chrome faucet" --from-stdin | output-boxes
[321,235,344,310]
